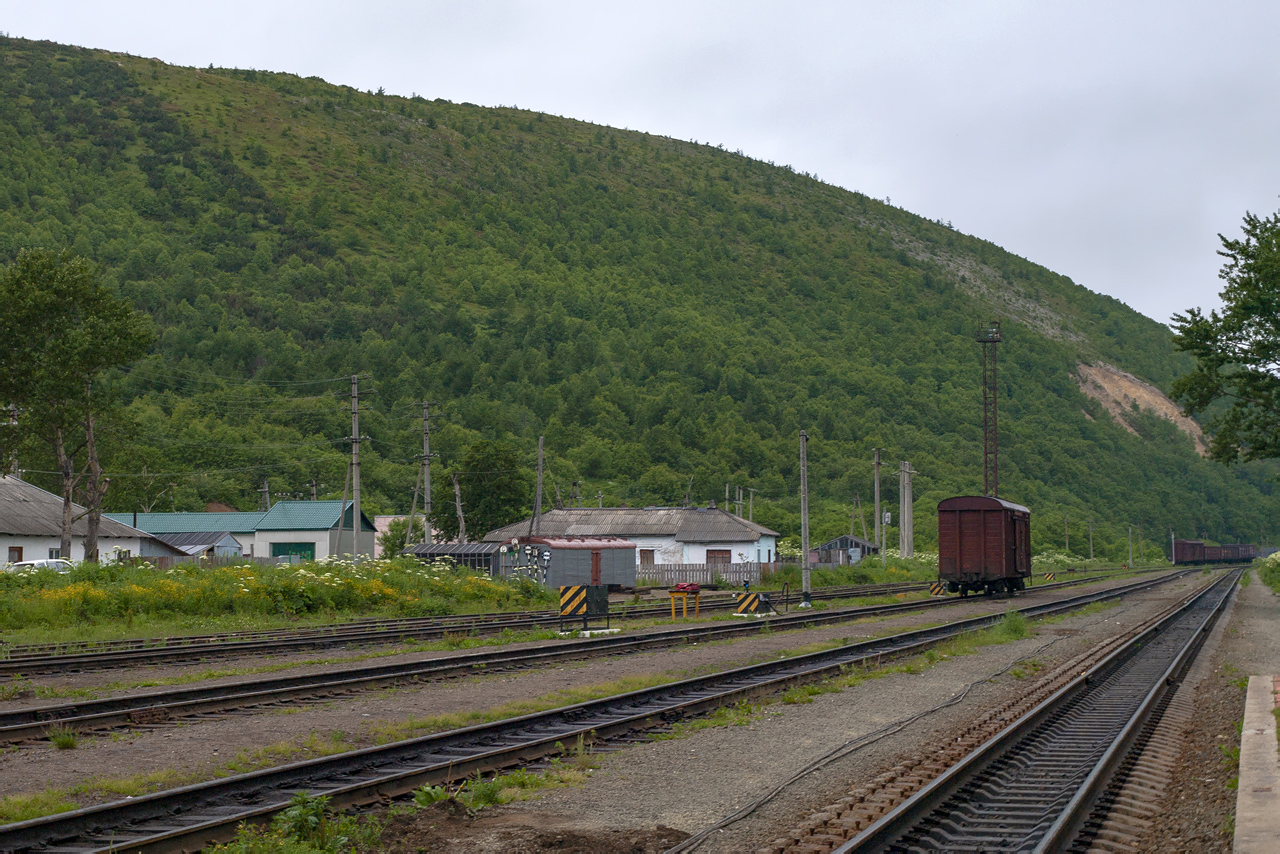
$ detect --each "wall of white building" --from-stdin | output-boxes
[1,535,147,564]
[627,536,778,565]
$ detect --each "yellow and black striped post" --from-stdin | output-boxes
[928,581,947,596]
[735,592,763,614]
[560,585,587,631]
[1044,572,1055,581]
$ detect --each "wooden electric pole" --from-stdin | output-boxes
[873,450,882,559]
[529,436,544,537]
[899,461,916,558]
[452,473,466,543]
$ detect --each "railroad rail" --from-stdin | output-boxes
[0,571,1169,744]
[0,568,1158,676]
[0,580,932,675]
[0,568,1200,853]
[829,568,1239,853]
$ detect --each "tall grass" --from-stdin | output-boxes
[0,557,556,637]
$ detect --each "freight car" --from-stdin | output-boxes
[1172,539,1258,565]
[938,496,1032,598]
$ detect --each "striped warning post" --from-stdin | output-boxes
[735,592,765,614]
[1044,572,1056,581]
[929,581,947,596]
[559,585,588,617]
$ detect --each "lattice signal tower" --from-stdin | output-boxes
[977,321,1002,496]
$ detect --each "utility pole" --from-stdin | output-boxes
[529,436,544,537]
[1088,520,1093,560]
[873,449,882,559]
[1170,527,1175,563]
[258,478,270,512]
[350,375,363,557]
[748,488,756,522]
[978,321,1002,497]
[899,461,915,558]
[423,402,433,544]
[800,430,811,606]
[726,483,731,512]
[452,473,466,543]
[1139,527,1144,563]
[1064,517,1069,554]
[309,478,319,501]
[597,490,603,508]
[736,486,744,518]
[853,493,868,540]
[1128,525,1133,568]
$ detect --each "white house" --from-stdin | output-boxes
[111,501,376,560]
[483,506,779,567]
[0,476,181,564]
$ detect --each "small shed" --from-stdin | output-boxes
[403,542,503,573]
[154,531,243,559]
[524,537,637,589]
[815,534,878,565]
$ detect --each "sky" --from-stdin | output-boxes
[3,1,1278,324]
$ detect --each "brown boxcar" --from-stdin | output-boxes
[1220,544,1241,561]
[938,496,1031,597]
[1172,539,1205,564]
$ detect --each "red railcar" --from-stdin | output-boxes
[1173,539,1258,564]
[938,496,1031,597]
[1204,545,1223,562]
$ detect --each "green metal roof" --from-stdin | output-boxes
[258,501,375,532]
[106,502,374,535]
[105,512,264,534]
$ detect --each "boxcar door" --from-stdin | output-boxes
[590,550,602,586]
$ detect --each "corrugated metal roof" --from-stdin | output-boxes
[405,543,502,557]
[154,531,240,550]
[258,501,375,532]
[1,476,153,538]
[527,537,635,550]
[105,511,264,534]
[484,508,778,543]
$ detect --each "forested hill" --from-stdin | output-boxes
[1,36,1275,558]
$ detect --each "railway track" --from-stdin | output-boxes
[821,568,1239,853]
[0,568,1199,853]
[0,568,1154,676]
[0,571,1168,744]
[0,580,928,675]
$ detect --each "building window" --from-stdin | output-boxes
[48,548,61,559]
[639,549,655,565]
[7,546,22,563]
[706,549,732,564]
[271,542,316,561]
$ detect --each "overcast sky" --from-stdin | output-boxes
[4,1,1278,324]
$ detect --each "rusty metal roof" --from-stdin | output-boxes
[526,537,635,550]
[483,507,778,544]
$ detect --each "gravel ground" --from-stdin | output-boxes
[1136,569,1280,853]
[0,576,1155,799]
[418,575,1208,854]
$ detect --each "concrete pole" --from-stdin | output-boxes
[800,430,811,606]
[453,473,466,543]
[1170,527,1175,564]
[1129,524,1133,568]
[1088,520,1093,560]
[351,374,362,557]
[873,449,881,559]
[529,436,544,537]
[423,402,433,544]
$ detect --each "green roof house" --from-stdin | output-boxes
[108,501,375,560]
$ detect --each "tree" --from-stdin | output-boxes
[0,250,153,559]
[428,440,532,542]
[376,516,426,557]
[1172,210,1280,464]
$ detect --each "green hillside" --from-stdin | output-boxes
[1,36,1275,558]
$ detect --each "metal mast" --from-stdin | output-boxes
[977,321,1002,497]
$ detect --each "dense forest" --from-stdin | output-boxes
[1,36,1276,560]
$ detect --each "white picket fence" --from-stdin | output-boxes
[636,562,774,587]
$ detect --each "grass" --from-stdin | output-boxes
[47,724,79,750]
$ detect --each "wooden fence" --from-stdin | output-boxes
[636,563,776,587]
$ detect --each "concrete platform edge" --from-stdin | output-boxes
[1233,674,1279,854]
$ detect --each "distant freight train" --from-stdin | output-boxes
[1172,539,1258,565]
